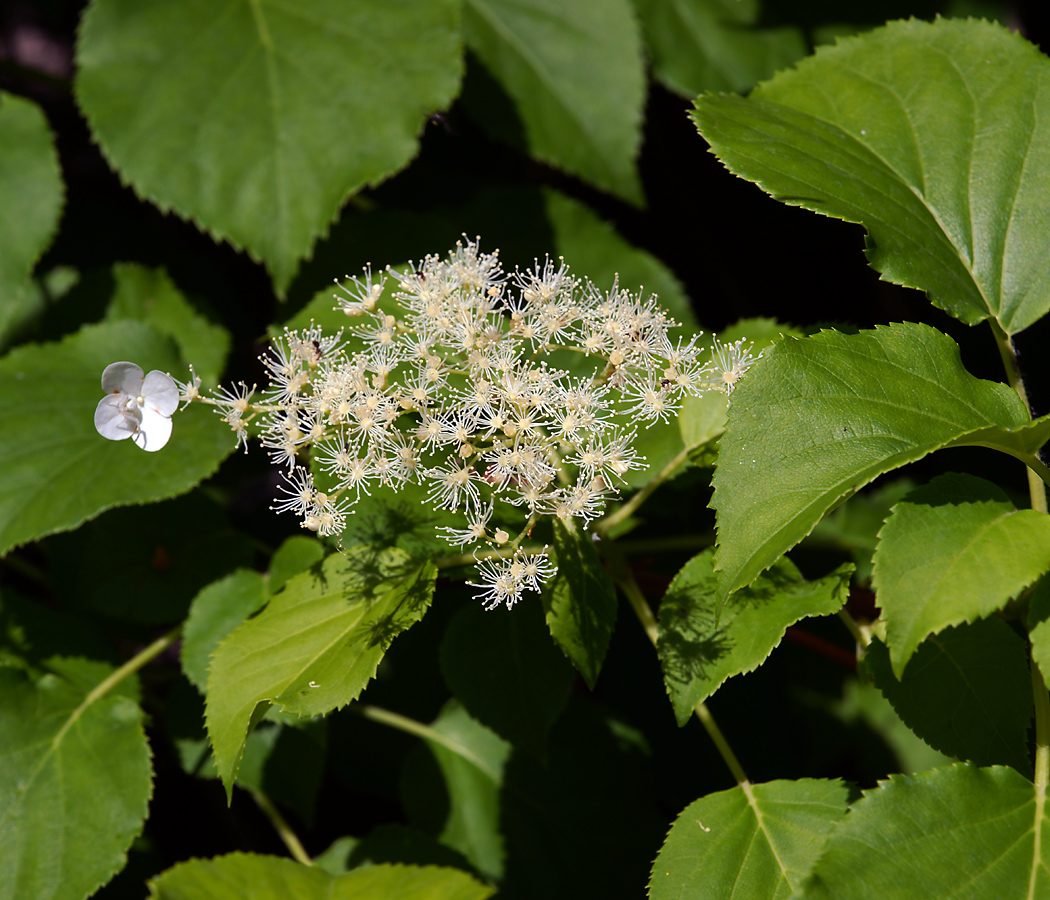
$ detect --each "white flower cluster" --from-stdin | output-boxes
[116,239,755,608]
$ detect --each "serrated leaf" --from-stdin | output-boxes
[0,91,64,349]
[0,320,235,557]
[542,519,617,689]
[0,664,152,900]
[865,619,1032,776]
[658,549,851,725]
[692,18,1050,335]
[711,322,1048,603]
[464,0,645,204]
[182,569,269,693]
[873,473,1050,676]
[439,596,573,759]
[798,764,1050,899]
[206,547,436,797]
[635,0,806,96]
[148,855,494,900]
[76,0,463,295]
[650,779,848,900]
[268,535,325,595]
[106,264,230,386]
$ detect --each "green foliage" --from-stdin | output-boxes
[0,92,63,349]
[464,0,645,205]
[148,855,494,900]
[650,779,849,899]
[711,322,1049,603]
[543,519,618,689]
[797,764,1050,899]
[693,17,1050,335]
[0,320,234,557]
[76,0,464,295]
[0,663,151,900]
[873,474,1050,675]
[206,547,437,796]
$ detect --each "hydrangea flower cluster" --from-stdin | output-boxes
[98,239,757,608]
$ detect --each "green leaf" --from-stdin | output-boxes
[650,779,848,900]
[798,764,1050,899]
[206,547,436,797]
[692,18,1050,335]
[0,92,64,350]
[635,0,806,96]
[106,264,230,386]
[0,320,235,557]
[182,569,269,693]
[76,0,463,296]
[658,549,851,724]
[440,595,573,758]
[148,855,494,900]
[236,717,328,826]
[417,701,511,881]
[711,322,1046,603]
[268,535,325,596]
[464,0,645,204]
[542,519,617,689]
[1029,576,1050,682]
[864,619,1032,776]
[873,473,1050,676]
[0,664,152,900]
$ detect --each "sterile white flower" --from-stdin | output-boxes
[94,362,179,452]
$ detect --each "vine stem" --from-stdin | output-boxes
[1030,661,1050,899]
[596,445,691,539]
[603,543,749,786]
[250,788,312,866]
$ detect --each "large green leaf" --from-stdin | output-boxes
[711,322,1049,602]
[439,596,573,758]
[692,18,1050,335]
[649,779,848,900]
[148,855,493,900]
[0,663,152,900]
[206,547,436,797]
[865,618,1032,776]
[634,0,805,96]
[0,320,235,557]
[464,0,645,204]
[76,0,463,295]
[658,549,851,725]
[106,264,230,386]
[543,519,617,690]
[0,92,63,349]
[873,473,1050,676]
[798,764,1050,899]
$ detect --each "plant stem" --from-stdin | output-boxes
[596,445,691,539]
[604,543,749,786]
[53,626,182,749]
[1029,658,1050,898]
[250,788,312,866]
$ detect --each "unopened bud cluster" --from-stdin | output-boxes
[181,239,755,608]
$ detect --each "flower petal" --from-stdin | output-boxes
[134,405,173,451]
[142,370,179,416]
[94,395,137,441]
[101,361,144,394]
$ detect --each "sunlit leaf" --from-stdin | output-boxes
[464,0,645,204]
[0,663,151,900]
[711,322,1048,602]
[206,547,436,797]
[693,18,1050,334]
[798,764,1050,899]
[658,550,851,724]
[650,779,848,900]
[76,0,463,295]
[872,473,1050,675]
[0,320,235,557]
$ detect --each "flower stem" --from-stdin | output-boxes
[249,788,312,866]
[604,543,749,786]
[596,445,691,539]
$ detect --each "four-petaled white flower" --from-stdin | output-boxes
[94,361,179,451]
